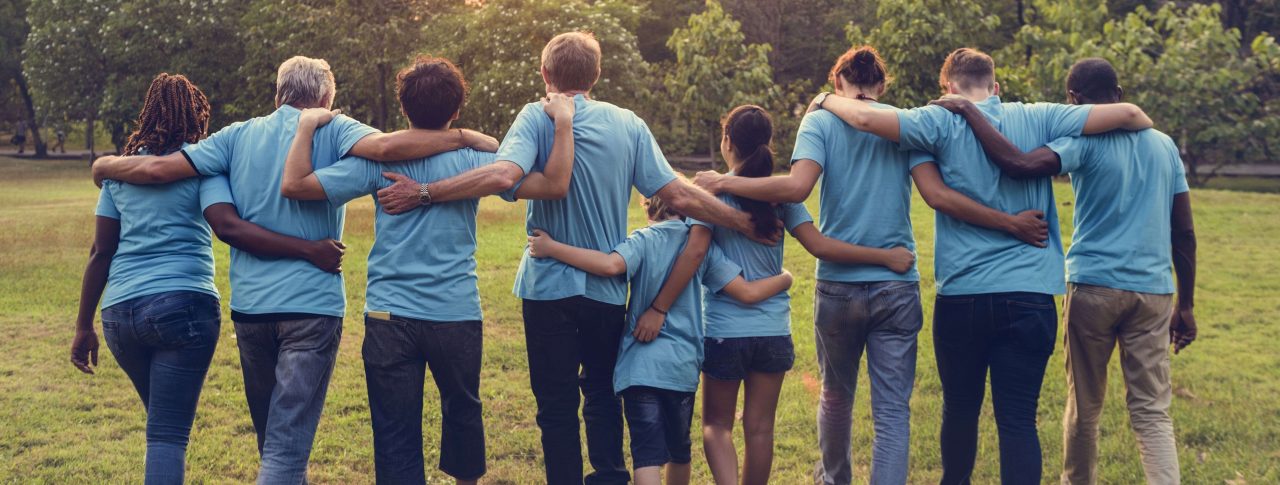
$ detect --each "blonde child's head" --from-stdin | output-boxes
[643,195,682,223]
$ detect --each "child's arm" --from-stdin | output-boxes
[527,229,627,277]
[720,270,794,305]
[790,222,915,274]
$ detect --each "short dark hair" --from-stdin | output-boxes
[1066,57,1121,104]
[939,48,995,92]
[397,56,468,130]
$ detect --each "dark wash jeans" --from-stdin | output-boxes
[363,314,485,483]
[523,296,629,485]
[101,291,221,485]
[933,292,1058,485]
[234,315,342,485]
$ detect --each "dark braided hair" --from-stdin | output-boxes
[721,105,779,240]
[122,73,211,156]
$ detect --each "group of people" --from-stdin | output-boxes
[7,119,66,154]
[71,28,1197,485]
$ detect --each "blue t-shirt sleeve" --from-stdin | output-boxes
[896,106,949,154]
[612,230,646,281]
[181,123,239,176]
[1047,136,1087,175]
[700,244,742,293]
[687,217,711,229]
[907,149,934,170]
[1030,103,1092,140]
[495,104,544,175]
[197,175,235,211]
[790,112,828,168]
[780,202,813,231]
[315,157,382,206]
[94,185,120,219]
[631,118,679,197]
[326,115,379,159]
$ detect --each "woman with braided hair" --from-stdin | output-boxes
[69,73,345,484]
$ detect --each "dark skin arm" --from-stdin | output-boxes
[633,225,713,342]
[1170,192,1197,353]
[929,96,1062,178]
[203,203,346,273]
[71,216,119,374]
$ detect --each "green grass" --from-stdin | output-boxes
[1,156,1277,484]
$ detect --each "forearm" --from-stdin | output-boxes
[1082,103,1153,134]
[513,118,575,200]
[74,254,111,330]
[281,121,327,199]
[823,96,900,141]
[662,181,751,235]
[545,242,624,277]
[721,174,809,203]
[725,272,792,304]
[957,104,1059,178]
[93,154,194,185]
[354,129,468,162]
[206,205,316,261]
[1171,195,1197,309]
[649,226,711,312]
[926,187,1018,233]
[429,162,521,203]
[807,236,890,266]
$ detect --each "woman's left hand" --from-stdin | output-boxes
[71,327,99,375]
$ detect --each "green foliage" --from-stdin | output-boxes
[845,0,1001,107]
[23,0,110,128]
[663,0,774,159]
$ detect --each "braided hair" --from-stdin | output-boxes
[721,105,779,240]
[122,73,211,156]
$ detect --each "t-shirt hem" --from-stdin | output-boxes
[229,305,345,319]
[101,286,219,311]
[1067,277,1174,295]
[514,288,625,306]
[704,329,791,339]
[614,378,699,395]
[364,307,483,323]
[815,271,920,284]
[936,283,1066,297]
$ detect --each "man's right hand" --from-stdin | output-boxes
[305,239,346,273]
[1005,210,1049,247]
[883,247,916,274]
[693,170,727,194]
[542,93,576,123]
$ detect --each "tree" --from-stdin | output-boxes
[664,0,774,160]
[3,0,46,157]
[722,0,870,89]
[24,0,113,157]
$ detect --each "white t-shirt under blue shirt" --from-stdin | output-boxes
[95,172,232,308]
[690,194,811,338]
[313,149,498,322]
[791,107,926,283]
[896,96,1092,296]
[498,94,679,306]
[1048,129,1189,294]
[182,105,377,318]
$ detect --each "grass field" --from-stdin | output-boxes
[0,156,1277,484]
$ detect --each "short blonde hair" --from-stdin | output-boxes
[541,32,602,92]
[276,56,336,108]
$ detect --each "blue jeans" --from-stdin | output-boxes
[101,291,221,485]
[363,315,485,483]
[233,316,342,485]
[813,280,922,485]
[701,335,795,381]
[621,386,695,469]
[933,292,1057,485]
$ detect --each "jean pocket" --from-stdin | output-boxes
[1006,299,1057,356]
[932,297,975,345]
[815,281,855,300]
[142,305,198,348]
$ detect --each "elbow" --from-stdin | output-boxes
[280,180,305,200]
[490,171,518,193]
[606,259,628,276]
[1128,105,1153,130]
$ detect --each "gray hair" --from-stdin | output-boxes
[275,56,336,108]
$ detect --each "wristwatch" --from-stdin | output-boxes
[815,92,831,110]
[418,183,433,207]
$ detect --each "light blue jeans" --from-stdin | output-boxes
[813,280,922,485]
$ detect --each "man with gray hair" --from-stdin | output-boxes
[92,55,498,484]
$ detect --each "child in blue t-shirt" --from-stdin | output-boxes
[527,195,793,485]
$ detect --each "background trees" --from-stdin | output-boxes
[3,0,1276,184]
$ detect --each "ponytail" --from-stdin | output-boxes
[721,105,779,240]
[830,45,891,92]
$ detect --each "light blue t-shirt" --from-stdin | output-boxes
[95,173,232,308]
[896,96,1092,296]
[499,95,679,306]
[792,107,925,283]
[1048,129,1189,294]
[611,219,742,393]
[313,149,498,322]
[690,194,810,338]
[182,105,377,317]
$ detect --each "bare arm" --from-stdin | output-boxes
[911,162,1049,247]
[92,152,197,187]
[790,222,915,273]
[693,160,822,203]
[656,179,767,243]
[350,127,498,162]
[629,225,712,343]
[931,96,1061,178]
[203,203,345,273]
[377,161,524,214]
[819,94,901,142]
[513,94,577,200]
[1082,103,1153,134]
[280,109,331,200]
[70,216,119,374]
[720,271,794,305]
[1170,192,1197,353]
[527,229,627,277]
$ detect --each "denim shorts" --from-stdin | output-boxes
[702,335,795,381]
[621,386,695,469]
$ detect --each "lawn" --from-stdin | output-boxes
[0,156,1277,484]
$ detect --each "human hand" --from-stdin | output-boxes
[1007,210,1049,247]
[377,172,423,215]
[692,170,726,194]
[633,308,666,343]
[70,327,99,374]
[884,246,916,274]
[928,94,975,115]
[1170,306,1197,354]
[299,108,341,128]
[527,229,558,258]
[542,93,576,124]
[306,238,346,273]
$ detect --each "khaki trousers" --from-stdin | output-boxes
[1061,284,1180,485]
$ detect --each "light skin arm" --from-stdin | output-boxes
[790,222,916,273]
[629,225,712,342]
[816,93,902,142]
[719,271,794,305]
[526,229,627,277]
[513,94,577,200]
[280,108,333,201]
[1081,103,1153,134]
[203,203,346,273]
[693,160,822,203]
[91,152,196,187]
[930,96,1062,178]
[70,216,119,374]
[911,162,1050,247]
[1170,192,1197,353]
[349,127,498,161]
[656,179,775,244]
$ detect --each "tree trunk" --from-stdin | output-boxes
[86,115,96,160]
[376,63,390,131]
[15,74,47,158]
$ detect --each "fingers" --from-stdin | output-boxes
[334,240,347,250]
[532,229,547,237]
